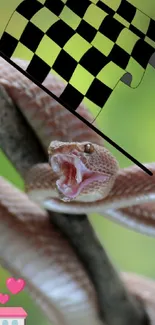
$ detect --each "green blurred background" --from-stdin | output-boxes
[0,0,155,324]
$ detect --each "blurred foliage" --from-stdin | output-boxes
[0,1,155,324]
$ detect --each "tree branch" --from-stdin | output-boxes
[0,85,46,176]
[49,212,150,325]
[0,85,151,325]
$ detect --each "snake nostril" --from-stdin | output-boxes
[48,146,53,156]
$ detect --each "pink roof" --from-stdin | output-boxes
[0,307,27,318]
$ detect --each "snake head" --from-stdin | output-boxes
[48,140,119,202]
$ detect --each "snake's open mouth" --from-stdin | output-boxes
[50,153,110,201]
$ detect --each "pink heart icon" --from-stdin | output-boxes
[0,293,10,304]
[6,277,26,294]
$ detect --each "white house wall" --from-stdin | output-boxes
[0,318,25,325]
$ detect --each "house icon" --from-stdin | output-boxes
[0,307,27,325]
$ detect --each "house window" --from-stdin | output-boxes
[12,321,18,325]
[2,321,8,325]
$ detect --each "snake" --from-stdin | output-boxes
[0,57,155,325]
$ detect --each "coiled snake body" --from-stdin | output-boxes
[0,58,155,325]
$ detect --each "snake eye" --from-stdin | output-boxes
[84,143,94,154]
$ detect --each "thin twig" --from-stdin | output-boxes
[0,85,150,325]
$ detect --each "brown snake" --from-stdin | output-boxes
[0,58,155,324]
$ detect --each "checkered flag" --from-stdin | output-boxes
[0,0,155,122]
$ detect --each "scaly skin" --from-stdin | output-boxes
[0,58,155,325]
[0,176,155,325]
[0,58,155,236]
